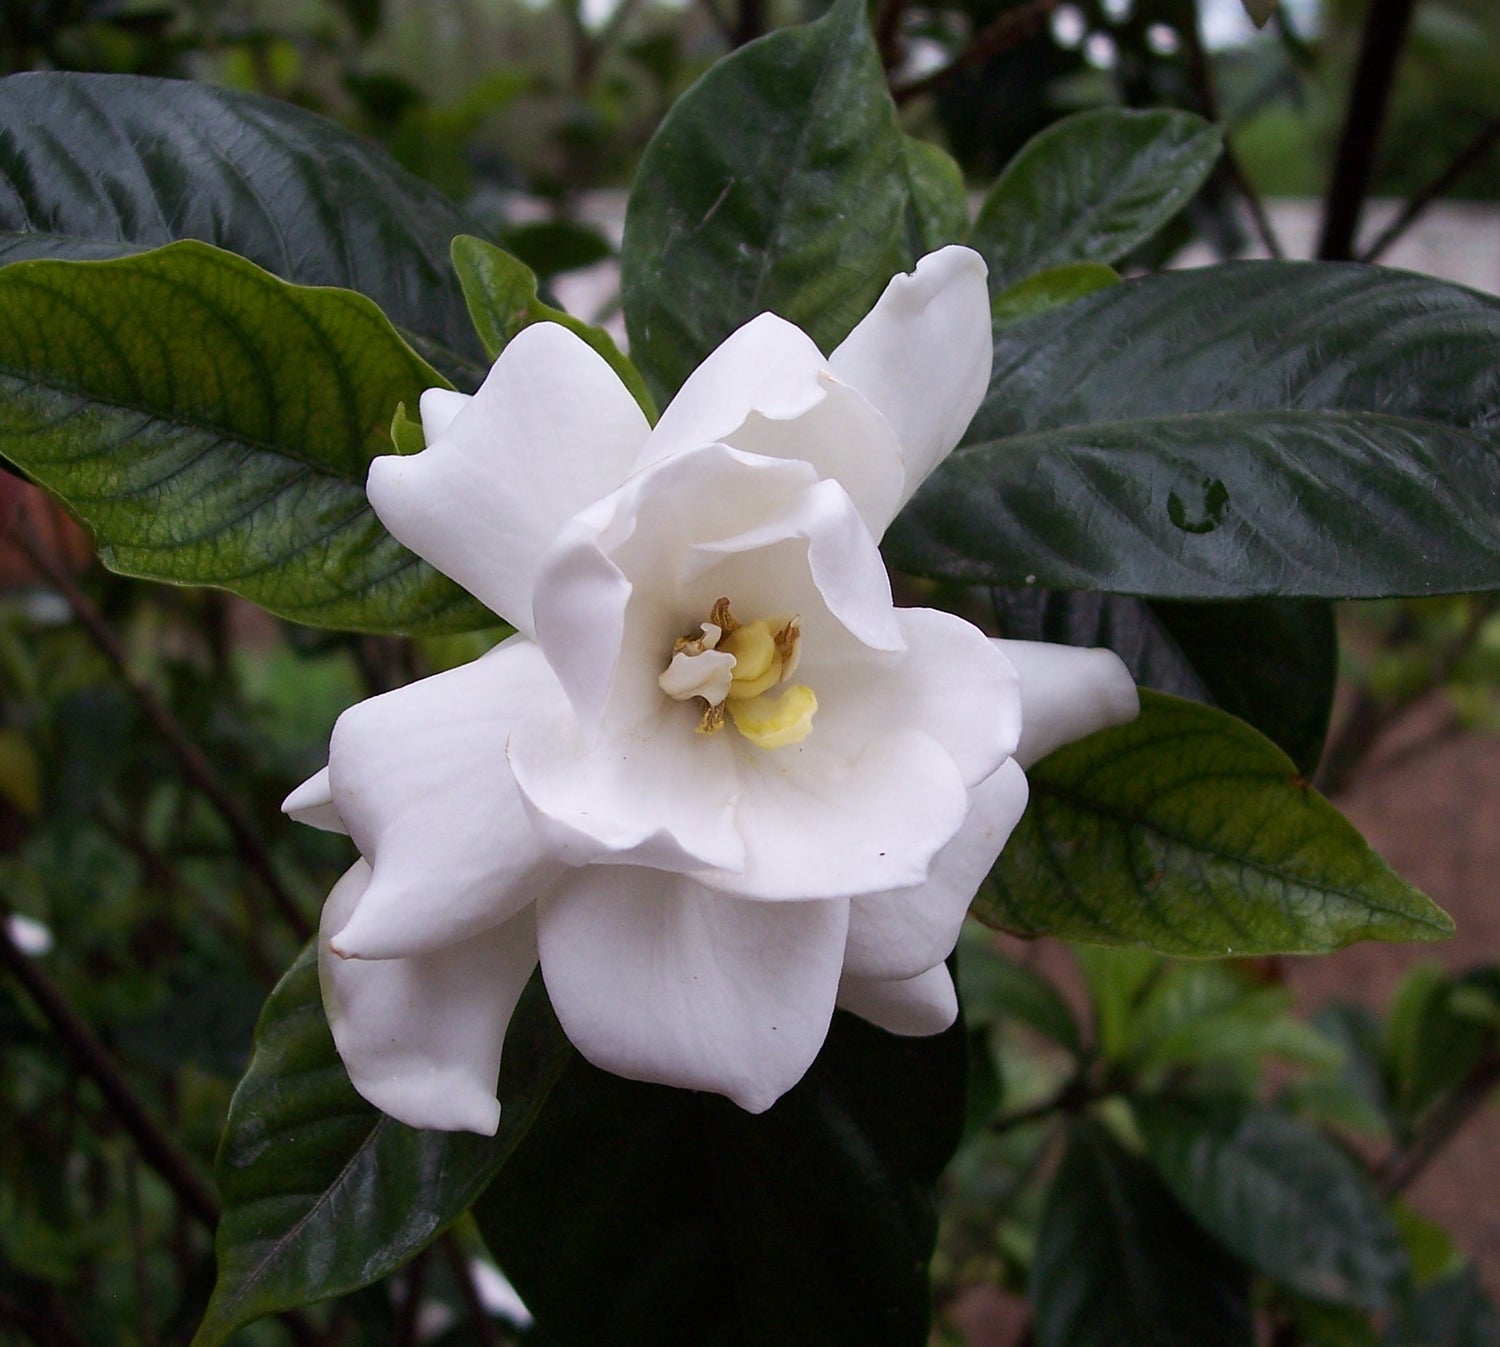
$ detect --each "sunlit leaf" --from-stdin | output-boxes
[977,692,1452,955]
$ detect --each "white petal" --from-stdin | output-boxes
[326,635,568,959]
[531,445,899,735]
[842,758,1027,980]
[418,387,469,442]
[836,963,957,1037]
[319,861,538,1135]
[828,246,992,508]
[367,323,651,636]
[508,700,745,874]
[538,869,849,1112]
[997,640,1139,768]
[719,379,905,537]
[703,727,970,901]
[282,765,347,834]
[638,312,907,536]
[638,312,827,465]
[811,607,1019,789]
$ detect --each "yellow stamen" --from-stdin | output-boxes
[727,684,817,749]
[661,599,812,748]
[721,620,785,699]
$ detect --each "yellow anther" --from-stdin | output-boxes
[727,684,817,749]
[721,620,776,681]
[721,620,786,699]
[661,600,811,749]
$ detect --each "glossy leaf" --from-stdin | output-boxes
[990,261,1119,326]
[1031,1119,1254,1347]
[195,951,572,1347]
[989,590,1336,775]
[1150,599,1337,775]
[0,71,486,379]
[970,108,1222,293]
[976,691,1453,955]
[0,241,495,634]
[1138,1096,1407,1309]
[450,234,656,419]
[476,1010,966,1346]
[621,0,911,401]
[902,136,971,255]
[887,263,1500,599]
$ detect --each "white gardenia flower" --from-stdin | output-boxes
[283,246,1138,1134]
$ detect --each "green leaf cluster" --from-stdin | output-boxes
[946,941,1500,1347]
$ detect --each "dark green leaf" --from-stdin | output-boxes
[1135,986,1341,1076]
[1123,963,1340,1077]
[476,1009,966,1346]
[1150,599,1337,776]
[990,262,1119,326]
[1385,965,1495,1125]
[956,928,1081,1053]
[1285,1004,1395,1139]
[621,0,910,402]
[989,590,1336,776]
[497,219,614,280]
[977,691,1453,955]
[1031,1119,1254,1347]
[886,263,1500,599]
[896,411,1500,599]
[194,952,572,1347]
[1138,1097,1407,1308]
[1388,1266,1500,1347]
[0,241,494,634]
[970,109,1222,293]
[0,71,487,378]
[450,234,656,419]
[902,136,971,255]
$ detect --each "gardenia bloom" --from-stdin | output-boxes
[284,246,1138,1134]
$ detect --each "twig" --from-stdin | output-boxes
[1317,0,1419,260]
[1316,597,1495,795]
[989,1084,1082,1137]
[892,0,1060,105]
[125,1155,159,1347]
[1179,0,1284,259]
[695,0,734,45]
[0,915,221,1229]
[1377,1050,1500,1200]
[11,513,311,942]
[1359,111,1500,263]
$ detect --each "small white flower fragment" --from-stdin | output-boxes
[284,246,1138,1133]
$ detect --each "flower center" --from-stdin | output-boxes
[657,597,816,749]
